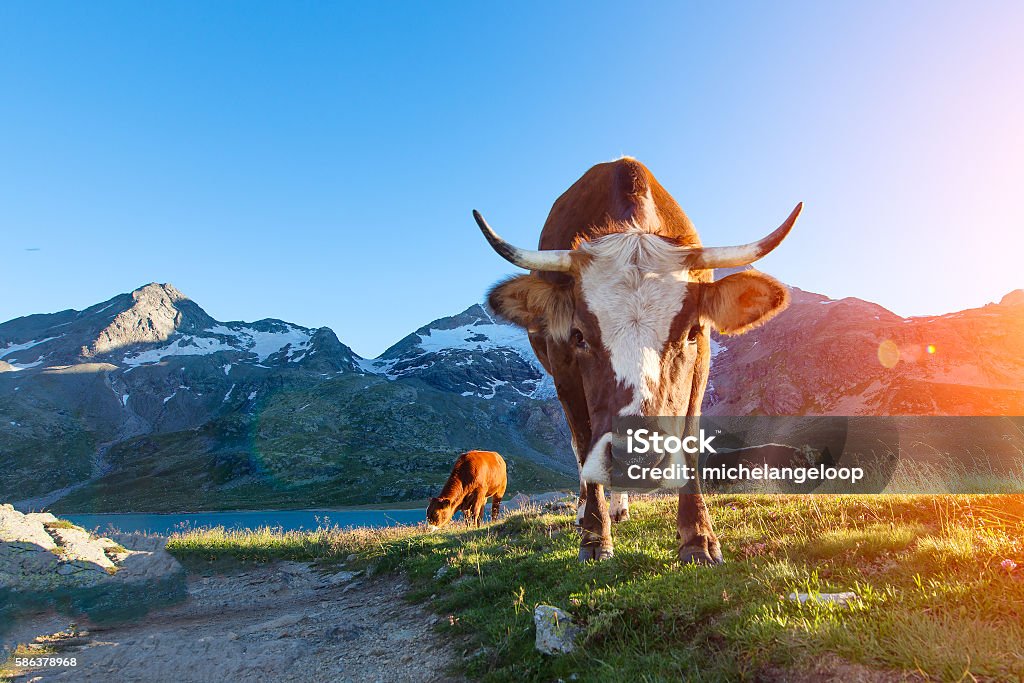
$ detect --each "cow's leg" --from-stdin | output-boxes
[461,491,480,526]
[490,491,503,521]
[578,482,613,562]
[473,497,487,526]
[676,492,723,565]
[609,491,630,523]
[575,479,587,528]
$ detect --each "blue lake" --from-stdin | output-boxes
[65,508,427,536]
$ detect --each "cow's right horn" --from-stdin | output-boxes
[473,210,573,272]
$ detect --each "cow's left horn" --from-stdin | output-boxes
[473,210,573,272]
[688,202,802,269]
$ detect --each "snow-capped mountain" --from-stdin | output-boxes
[0,283,575,511]
[360,303,555,400]
[0,283,360,374]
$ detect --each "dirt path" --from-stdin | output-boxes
[9,562,462,682]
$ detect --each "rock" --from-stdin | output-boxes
[325,570,361,585]
[277,561,311,576]
[534,605,579,655]
[787,591,857,606]
[24,512,59,525]
[1,505,186,653]
[0,503,58,550]
[434,565,450,580]
[49,526,117,571]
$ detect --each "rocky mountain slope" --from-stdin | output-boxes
[705,286,1024,416]
[2,280,1023,512]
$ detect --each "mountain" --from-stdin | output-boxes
[0,283,360,374]
[0,284,574,512]
[3,280,1024,512]
[705,286,1024,416]
[361,303,555,400]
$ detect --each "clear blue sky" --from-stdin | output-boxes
[2,2,1022,358]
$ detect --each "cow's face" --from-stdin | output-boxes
[489,233,788,473]
[426,497,456,530]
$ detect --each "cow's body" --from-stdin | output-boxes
[529,160,711,546]
[427,450,507,529]
[476,157,799,563]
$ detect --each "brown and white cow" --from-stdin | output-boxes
[474,157,800,564]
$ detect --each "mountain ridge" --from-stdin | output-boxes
[3,279,1023,512]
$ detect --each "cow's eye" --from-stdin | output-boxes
[686,325,701,343]
[571,328,588,351]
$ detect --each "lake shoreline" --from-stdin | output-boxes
[59,491,577,535]
[51,490,575,517]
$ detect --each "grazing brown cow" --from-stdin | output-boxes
[427,450,508,529]
[473,157,799,563]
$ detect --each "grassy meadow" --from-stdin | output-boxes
[167,494,1024,681]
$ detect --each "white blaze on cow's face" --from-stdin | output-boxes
[578,230,699,416]
[574,231,707,480]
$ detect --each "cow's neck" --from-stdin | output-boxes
[439,474,466,503]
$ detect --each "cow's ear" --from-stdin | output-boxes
[702,271,789,335]
[488,274,573,342]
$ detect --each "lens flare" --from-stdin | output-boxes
[926,344,937,354]
[877,339,900,368]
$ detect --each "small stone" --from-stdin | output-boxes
[787,591,857,605]
[534,605,578,655]
[434,565,450,580]
[325,570,361,585]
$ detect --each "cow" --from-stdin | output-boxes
[473,157,800,564]
[426,450,508,530]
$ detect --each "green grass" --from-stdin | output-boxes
[168,495,1024,681]
[42,519,81,530]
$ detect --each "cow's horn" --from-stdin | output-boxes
[473,210,573,272]
[689,202,802,269]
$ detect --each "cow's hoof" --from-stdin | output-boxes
[578,546,614,562]
[610,509,630,523]
[678,545,724,566]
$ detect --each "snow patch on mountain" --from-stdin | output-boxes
[123,335,235,366]
[122,324,315,366]
[0,336,62,359]
[0,336,63,369]
[414,321,535,357]
[207,324,314,362]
